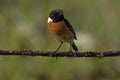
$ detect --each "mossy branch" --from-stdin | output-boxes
[0,50,120,58]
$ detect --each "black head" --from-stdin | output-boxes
[49,9,64,22]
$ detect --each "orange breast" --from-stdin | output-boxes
[48,21,65,35]
[48,21,74,42]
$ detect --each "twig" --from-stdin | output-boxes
[0,50,120,58]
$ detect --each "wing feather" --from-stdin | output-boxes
[64,19,77,40]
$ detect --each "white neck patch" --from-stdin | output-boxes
[48,17,53,23]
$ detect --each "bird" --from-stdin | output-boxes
[47,9,78,53]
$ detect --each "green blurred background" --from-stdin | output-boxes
[0,0,120,80]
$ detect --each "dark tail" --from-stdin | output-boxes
[72,42,78,52]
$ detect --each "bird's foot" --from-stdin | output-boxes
[68,50,73,58]
[53,51,58,59]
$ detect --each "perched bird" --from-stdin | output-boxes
[48,9,78,52]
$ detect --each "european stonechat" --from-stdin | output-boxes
[48,9,78,52]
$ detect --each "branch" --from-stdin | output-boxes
[0,50,120,58]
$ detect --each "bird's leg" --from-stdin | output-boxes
[68,41,73,57]
[54,42,63,57]
[55,42,63,52]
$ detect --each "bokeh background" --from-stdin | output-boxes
[0,0,120,80]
